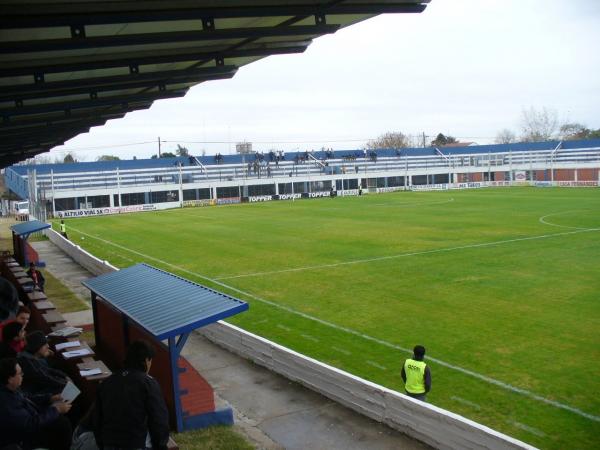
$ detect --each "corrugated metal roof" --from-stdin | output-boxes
[82,263,248,339]
[10,220,51,236]
[0,1,429,168]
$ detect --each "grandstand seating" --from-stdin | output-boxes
[4,139,600,216]
[0,253,179,449]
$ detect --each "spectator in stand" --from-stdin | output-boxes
[0,322,26,358]
[0,276,19,321]
[18,330,68,396]
[93,340,169,450]
[15,305,31,330]
[0,305,31,341]
[0,358,72,450]
[27,262,45,292]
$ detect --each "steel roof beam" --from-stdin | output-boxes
[0,3,428,28]
[1,121,103,139]
[0,66,237,102]
[0,44,307,77]
[0,25,338,54]
[0,113,124,130]
[1,90,187,118]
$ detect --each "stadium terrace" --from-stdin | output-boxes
[5,139,600,219]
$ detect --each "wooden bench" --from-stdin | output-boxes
[27,290,48,302]
[41,310,67,333]
[31,300,55,311]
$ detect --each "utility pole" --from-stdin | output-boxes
[422,132,426,148]
[158,136,162,158]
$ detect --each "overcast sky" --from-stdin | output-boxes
[49,0,600,161]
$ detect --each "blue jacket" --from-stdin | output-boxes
[0,386,59,449]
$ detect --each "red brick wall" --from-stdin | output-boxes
[555,169,575,181]
[577,168,599,181]
[494,171,506,181]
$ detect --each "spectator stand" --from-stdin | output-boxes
[9,220,50,267]
[82,263,249,432]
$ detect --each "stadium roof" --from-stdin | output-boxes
[0,1,429,168]
[82,263,248,340]
[10,219,51,237]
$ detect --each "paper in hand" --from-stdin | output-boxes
[61,381,80,403]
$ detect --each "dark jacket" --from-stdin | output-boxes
[93,369,169,450]
[17,350,68,396]
[0,386,59,449]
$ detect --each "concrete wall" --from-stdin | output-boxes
[45,228,117,275]
[199,322,535,450]
[47,231,535,450]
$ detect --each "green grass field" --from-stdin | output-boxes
[55,187,600,449]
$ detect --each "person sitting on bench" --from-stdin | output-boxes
[93,340,169,450]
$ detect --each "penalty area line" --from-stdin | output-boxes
[67,225,600,423]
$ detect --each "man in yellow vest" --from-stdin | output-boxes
[59,220,68,239]
[401,345,431,401]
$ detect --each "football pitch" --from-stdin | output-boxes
[59,187,600,449]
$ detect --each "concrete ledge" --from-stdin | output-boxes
[46,232,536,450]
[45,229,118,274]
[200,322,536,450]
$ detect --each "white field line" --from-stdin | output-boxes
[372,198,455,207]
[538,211,592,230]
[331,346,351,355]
[451,396,482,410]
[366,360,387,370]
[300,334,320,342]
[216,227,600,280]
[510,421,547,437]
[276,324,291,332]
[68,225,600,423]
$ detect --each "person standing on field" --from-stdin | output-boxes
[401,345,431,401]
[59,219,68,239]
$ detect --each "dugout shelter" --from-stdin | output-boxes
[82,263,249,431]
[9,219,50,266]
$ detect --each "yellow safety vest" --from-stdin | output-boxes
[60,223,66,233]
[404,358,426,394]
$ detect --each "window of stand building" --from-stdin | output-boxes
[181,188,212,200]
[310,180,332,192]
[86,195,110,208]
[120,192,145,206]
[216,186,238,199]
[248,184,275,196]
[388,176,405,187]
[54,197,77,211]
[150,191,179,203]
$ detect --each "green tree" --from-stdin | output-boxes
[151,152,176,159]
[366,131,409,149]
[520,106,558,142]
[495,129,517,144]
[430,133,457,147]
[176,145,190,157]
[63,152,77,163]
[97,155,120,161]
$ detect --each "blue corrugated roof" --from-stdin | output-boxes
[9,139,600,176]
[82,264,248,340]
[10,220,51,236]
